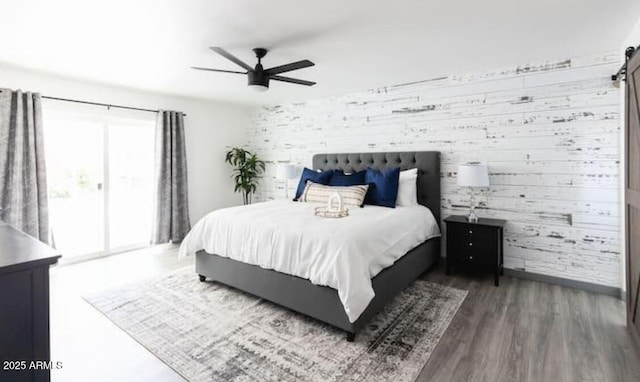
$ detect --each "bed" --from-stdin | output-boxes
[182,151,441,341]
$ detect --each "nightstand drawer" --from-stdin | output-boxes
[458,225,493,239]
[448,246,493,269]
[448,226,497,259]
[452,248,483,262]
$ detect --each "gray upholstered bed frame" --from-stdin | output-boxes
[196,151,441,341]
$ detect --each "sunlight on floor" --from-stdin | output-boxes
[49,245,192,382]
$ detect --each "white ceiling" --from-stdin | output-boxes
[1,0,639,106]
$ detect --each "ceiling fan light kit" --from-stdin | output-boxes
[249,83,269,92]
[192,47,315,92]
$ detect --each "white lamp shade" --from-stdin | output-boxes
[457,163,490,188]
[276,164,296,180]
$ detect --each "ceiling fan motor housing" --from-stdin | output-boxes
[248,65,269,88]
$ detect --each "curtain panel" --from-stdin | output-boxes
[151,110,190,244]
[0,89,50,244]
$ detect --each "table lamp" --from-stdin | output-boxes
[457,163,490,222]
[276,164,297,199]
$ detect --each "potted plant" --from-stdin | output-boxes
[225,147,266,205]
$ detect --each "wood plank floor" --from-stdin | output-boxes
[418,269,640,382]
[49,246,640,382]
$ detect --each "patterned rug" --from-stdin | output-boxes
[84,269,467,382]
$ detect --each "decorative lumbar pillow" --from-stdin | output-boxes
[329,170,367,186]
[300,182,369,207]
[294,168,334,200]
[364,167,401,208]
[314,190,350,218]
[396,168,419,206]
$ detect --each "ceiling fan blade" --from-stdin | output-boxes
[270,75,316,86]
[191,67,247,74]
[209,47,254,71]
[265,60,315,75]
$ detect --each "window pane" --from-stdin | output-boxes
[44,116,104,257]
[108,121,155,249]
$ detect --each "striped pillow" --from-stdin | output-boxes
[300,181,369,207]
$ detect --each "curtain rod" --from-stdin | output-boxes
[41,96,187,116]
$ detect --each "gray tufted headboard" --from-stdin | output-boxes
[312,151,441,225]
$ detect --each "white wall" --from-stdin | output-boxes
[623,16,640,49]
[0,63,250,223]
[247,52,622,288]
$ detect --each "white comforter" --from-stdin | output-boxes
[178,200,440,322]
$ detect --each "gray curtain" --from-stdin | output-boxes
[0,89,50,244]
[151,110,190,244]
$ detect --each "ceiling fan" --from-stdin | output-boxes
[192,47,316,92]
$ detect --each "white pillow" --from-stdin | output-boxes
[396,168,418,206]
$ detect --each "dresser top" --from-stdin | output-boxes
[0,221,61,273]
[444,215,506,228]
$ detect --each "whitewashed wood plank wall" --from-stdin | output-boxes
[246,53,622,287]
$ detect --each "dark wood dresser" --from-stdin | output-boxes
[0,222,61,382]
[444,215,506,286]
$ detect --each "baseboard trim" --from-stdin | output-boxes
[503,269,621,298]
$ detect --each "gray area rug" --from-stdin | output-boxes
[85,269,467,382]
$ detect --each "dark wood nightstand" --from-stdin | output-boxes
[444,215,506,286]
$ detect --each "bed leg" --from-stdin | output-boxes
[198,274,206,282]
[346,332,356,342]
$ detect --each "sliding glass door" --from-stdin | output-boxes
[45,117,105,256]
[44,108,156,261]
[107,121,155,249]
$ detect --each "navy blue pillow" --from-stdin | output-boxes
[364,167,401,208]
[329,170,367,186]
[294,168,334,200]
